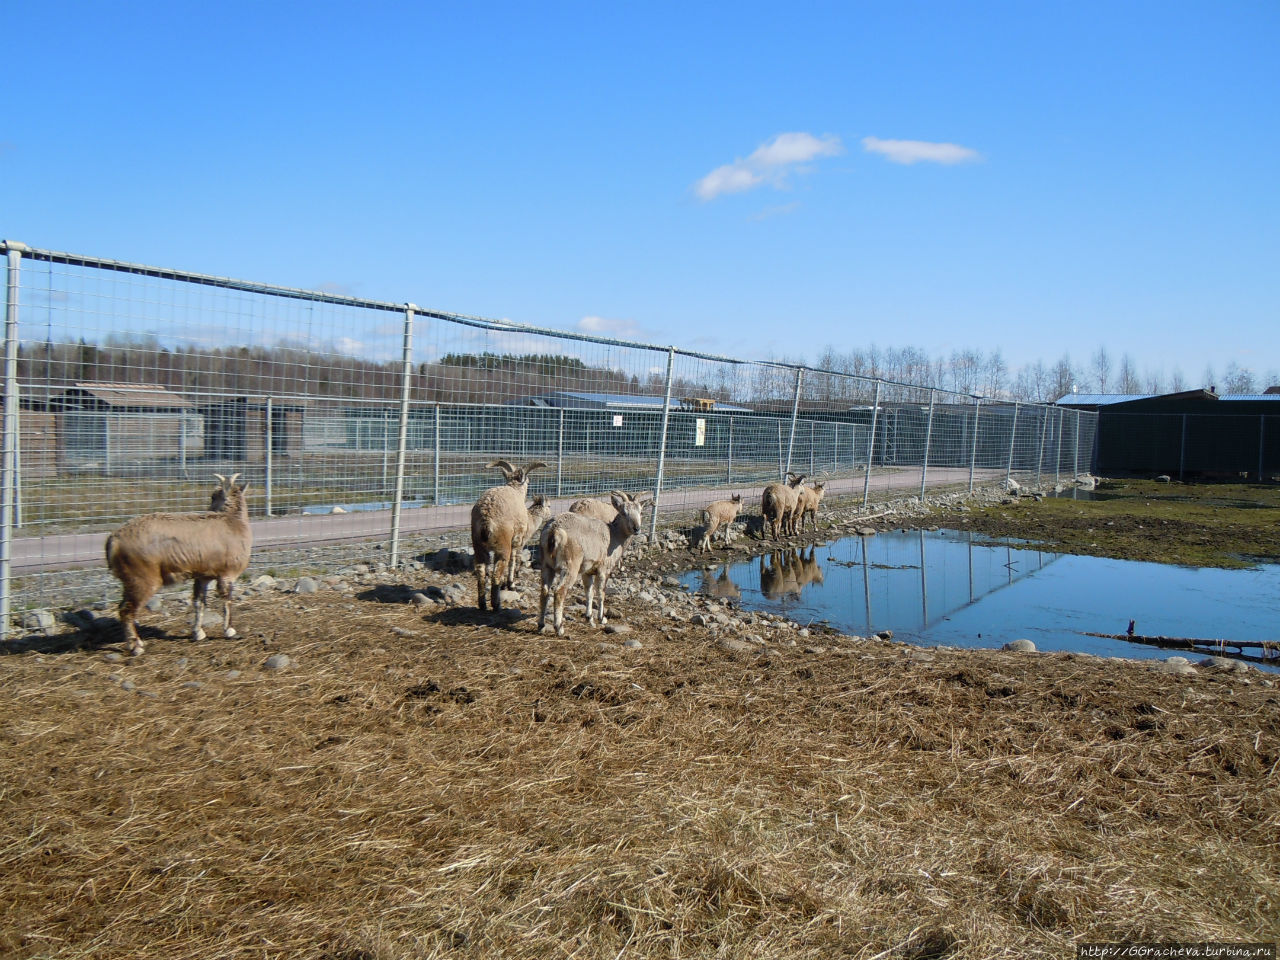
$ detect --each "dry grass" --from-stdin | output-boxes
[2,583,1277,959]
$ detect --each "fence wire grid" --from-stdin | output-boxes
[1,241,1097,628]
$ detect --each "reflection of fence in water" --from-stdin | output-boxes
[751,533,1062,636]
[845,531,1061,636]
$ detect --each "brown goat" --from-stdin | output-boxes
[761,472,805,540]
[105,473,252,656]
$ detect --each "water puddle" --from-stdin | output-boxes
[682,530,1280,670]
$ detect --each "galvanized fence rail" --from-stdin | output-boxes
[0,241,1097,632]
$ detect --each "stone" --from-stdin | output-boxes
[718,636,757,653]
[21,609,56,632]
[622,638,643,650]
[1002,639,1037,653]
[876,629,894,641]
[294,577,320,594]
[603,623,632,634]
[263,654,292,672]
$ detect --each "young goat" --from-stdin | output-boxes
[471,459,548,611]
[761,472,806,540]
[538,491,644,637]
[791,480,827,535]
[105,473,252,656]
[698,493,744,552]
[506,495,552,591]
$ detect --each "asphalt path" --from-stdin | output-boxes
[8,467,1003,575]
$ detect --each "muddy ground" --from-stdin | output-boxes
[2,480,1277,959]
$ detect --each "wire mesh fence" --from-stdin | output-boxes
[1,241,1097,626]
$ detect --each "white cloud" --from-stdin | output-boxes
[694,132,844,201]
[578,315,643,340]
[861,136,981,165]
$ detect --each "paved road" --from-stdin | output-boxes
[8,467,1005,575]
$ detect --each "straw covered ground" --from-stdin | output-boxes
[2,497,1279,958]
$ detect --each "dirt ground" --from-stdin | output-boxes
[2,482,1278,959]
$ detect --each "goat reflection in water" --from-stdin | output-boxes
[760,546,825,601]
[699,565,742,602]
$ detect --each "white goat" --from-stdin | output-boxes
[537,491,644,637]
[104,473,252,656]
[761,472,805,540]
[471,459,548,611]
[698,493,744,552]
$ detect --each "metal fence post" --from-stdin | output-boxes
[1074,410,1081,478]
[1036,406,1048,487]
[389,305,415,566]
[784,368,803,479]
[863,381,881,509]
[433,404,441,506]
[1,241,26,640]
[649,347,676,541]
[726,415,733,483]
[809,420,815,476]
[1005,402,1020,485]
[264,396,274,518]
[556,407,564,497]
[919,390,935,500]
[1055,407,1063,485]
[968,398,981,495]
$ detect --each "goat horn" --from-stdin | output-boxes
[524,461,549,473]
[213,473,226,485]
[227,473,241,486]
[487,459,517,474]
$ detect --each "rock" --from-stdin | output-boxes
[294,577,320,594]
[857,527,878,537]
[1149,658,1196,676]
[225,670,242,680]
[181,681,205,690]
[251,574,277,589]
[263,654,292,672]
[691,614,711,627]
[662,576,682,589]
[330,505,348,514]
[876,629,894,641]
[497,589,522,606]
[145,596,165,612]
[718,636,757,653]
[441,583,469,604]
[622,638,643,650]
[21,609,56,632]
[120,679,136,692]
[1198,656,1249,673]
[103,652,123,663]
[1002,639,1037,653]
[1154,474,1171,483]
[603,623,633,634]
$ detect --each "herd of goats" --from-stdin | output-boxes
[102,460,830,656]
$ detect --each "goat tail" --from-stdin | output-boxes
[104,533,119,570]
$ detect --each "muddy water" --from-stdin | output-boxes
[682,530,1280,669]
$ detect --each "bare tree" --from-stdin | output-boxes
[1091,345,1113,393]
[1117,354,1142,394]
[1222,362,1256,395]
[1049,354,1075,400]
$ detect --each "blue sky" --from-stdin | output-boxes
[4,1,1277,385]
